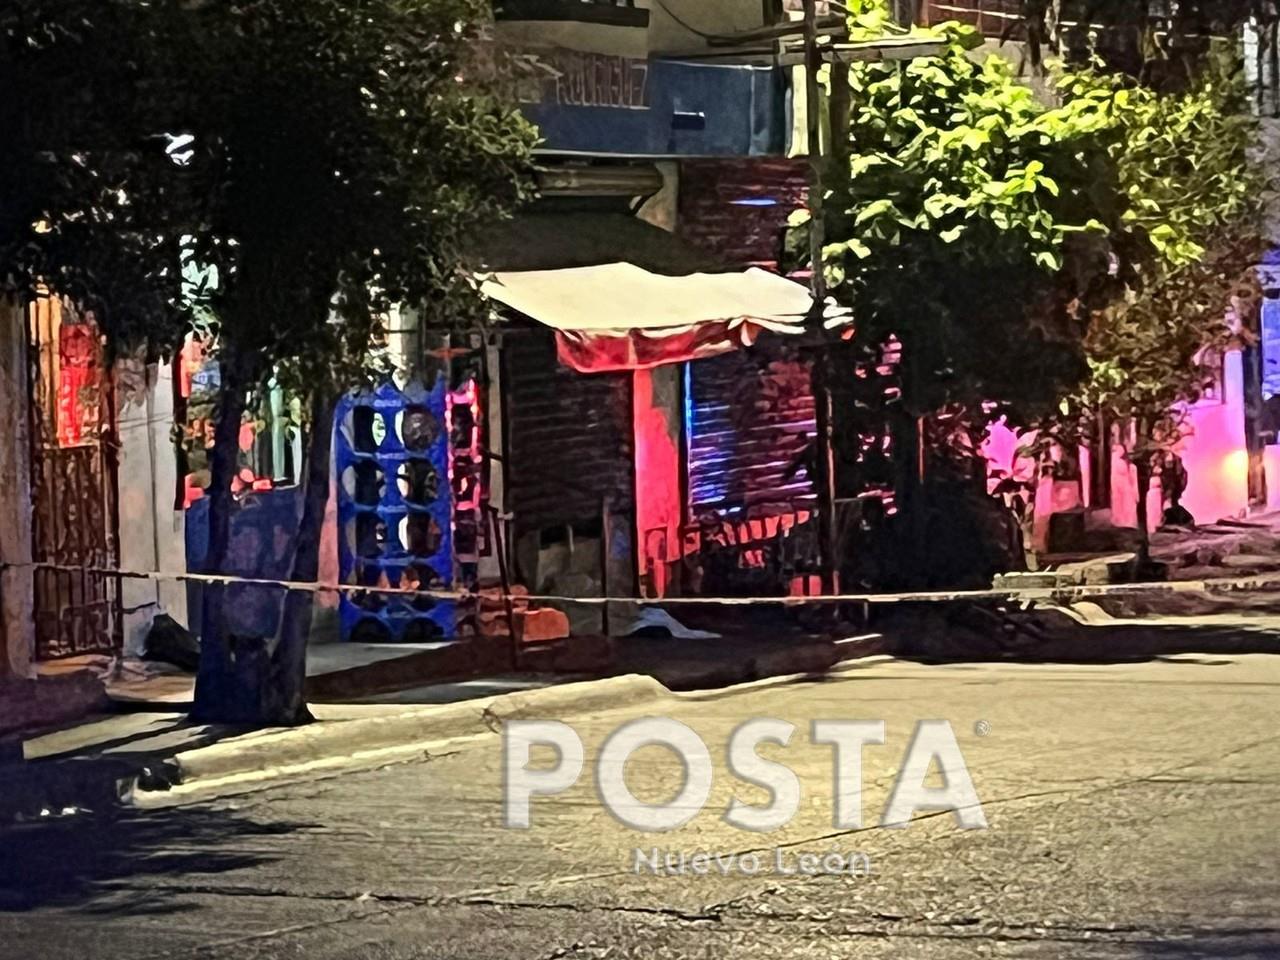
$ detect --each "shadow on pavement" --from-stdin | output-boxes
[0,805,311,913]
[28,717,197,762]
[874,602,1280,666]
[1137,933,1280,958]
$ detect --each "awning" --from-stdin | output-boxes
[481,262,848,373]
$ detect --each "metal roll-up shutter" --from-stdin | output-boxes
[687,341,816,519]
[503,329,634,533]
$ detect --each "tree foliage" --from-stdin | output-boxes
[815,0,1268,575]
[174,0,536,724]
[831,0,1266,434]
[1,1,191,350]
[1039,54,1268,548]
[152,0,535,386]
[810,10,1123,431]
[2,0,538,723]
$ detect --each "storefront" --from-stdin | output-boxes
[481,213,845,611]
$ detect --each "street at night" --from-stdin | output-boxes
[7,0,1280,956]
[5,654,1279,958]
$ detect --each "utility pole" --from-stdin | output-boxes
[802,0,826,306]
[802,0,840,595]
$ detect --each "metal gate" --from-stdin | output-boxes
[684,341,820,595]
[686,340,817,521]
[501,327,634,630]
[27,294,122,659]
[502,328,635,535]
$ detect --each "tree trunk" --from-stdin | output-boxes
[191,354,250,723]
[266,391,336,726]
[889,404,925,586]
[191,377,333,726]
[1131,414,1155,572]
[890,338,930,587]
[1134,456,1152,571]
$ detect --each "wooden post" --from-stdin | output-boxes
[488,505,519,671]
[0,297,34,678]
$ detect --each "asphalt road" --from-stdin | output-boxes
[2,654,1279,959]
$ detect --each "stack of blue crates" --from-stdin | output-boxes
[334,378,455,642]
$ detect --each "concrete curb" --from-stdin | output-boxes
[155,674,670,792]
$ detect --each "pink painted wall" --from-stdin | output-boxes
[632,365,685,597]
[983,349,1254,545]
[1112,350,1250,528]
[981,420,1056,550]
[1170,349,1249,525]
[1266,446,1280,512]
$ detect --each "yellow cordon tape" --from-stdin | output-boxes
[2,560,1278,607]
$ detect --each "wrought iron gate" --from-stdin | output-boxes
[27,294,122,659]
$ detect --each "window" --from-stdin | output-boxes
[177,339,302,505]
[249,378,301,486]
[1193,347,1227,406]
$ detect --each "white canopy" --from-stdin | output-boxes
[481,262,850,373]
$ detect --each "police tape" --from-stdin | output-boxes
[2,558,1279,608]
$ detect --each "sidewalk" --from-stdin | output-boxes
[34,620,841,708]
[0,674,670,823]
[1031,511,1280,589]
[1,611,852,822]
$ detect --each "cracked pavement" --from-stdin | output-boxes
[2,654,1279,958]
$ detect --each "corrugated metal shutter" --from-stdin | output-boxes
[687,341,816,519]
[503,329,634,532]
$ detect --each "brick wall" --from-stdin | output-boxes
[677,158,809,272]
[922,0,1023,38]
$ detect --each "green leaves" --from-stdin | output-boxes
[807,0,1118,426]
[854,198,897,226]
[816,0,1265,461]
[826,238,873,260]
[824,19,1110,289]
[3,0,537,395]
[923,193,965,219]
[1033,250,1063,271]
[1038,51,1267,471]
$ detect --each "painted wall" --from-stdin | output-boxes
[115,359,189,656]
[1112,351,1249,529]
[494,0,770,58]
[982,420,1058,551]
[982,349,1253,549]
[1171,350,1249,526]
[633,365,685,597]
[648,0,770,54]
[497,0,788,158]
[519,58,785,157]
[0,299,34,678]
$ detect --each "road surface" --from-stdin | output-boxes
[2,654,1279,958]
